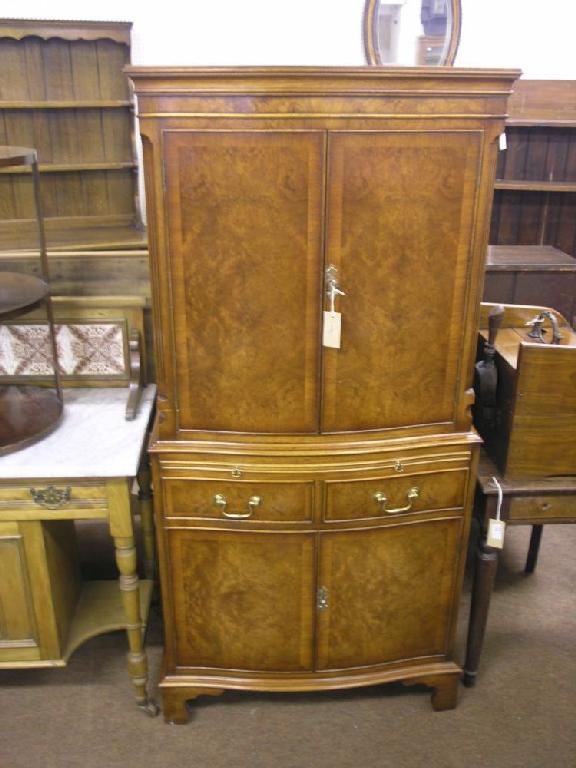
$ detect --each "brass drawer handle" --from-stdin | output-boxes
[214,493,261,519]
[29,486,71,510]
[373,487,420,515]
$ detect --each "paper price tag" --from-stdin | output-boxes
[499,132,507,151]
[487,518,506,549]
[323,311,341,349]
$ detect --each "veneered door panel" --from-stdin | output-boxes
[164,130,325,434]
[322,131,482,432]
[167,529,316,671]
[316,518,462,670]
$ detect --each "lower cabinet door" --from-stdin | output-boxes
[166,529,316,672]
[316,518,462,670]
[0,522,41,661]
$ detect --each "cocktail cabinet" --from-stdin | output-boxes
[128,66,519,722]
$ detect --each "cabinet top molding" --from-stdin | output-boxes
[128,68,521,122]
[127,66,521,92]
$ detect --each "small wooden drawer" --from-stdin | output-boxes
[163,479,314,523]
[324,469,468,522]
[0,483,108,517]
[507,495,576,523]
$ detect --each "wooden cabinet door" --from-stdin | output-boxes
[163,130,325,434]
[0,522,40,661]
[321,130,483,432]
[166,529,316,672]
[316,518,462,670]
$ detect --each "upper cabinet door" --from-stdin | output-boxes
[321,130,482,433]
[163,130,325,434]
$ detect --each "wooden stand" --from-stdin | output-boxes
[464,452,576,686]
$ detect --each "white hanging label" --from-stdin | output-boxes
[487,475,506,549]
[487,518,506,549]
[499,132,507,151]
[323,311,341,349]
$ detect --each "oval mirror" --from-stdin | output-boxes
[364,0,461,66]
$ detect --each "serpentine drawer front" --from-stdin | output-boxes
[324,468,469,522]
[162,479,314,523]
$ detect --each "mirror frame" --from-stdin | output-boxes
[363,0,462,66]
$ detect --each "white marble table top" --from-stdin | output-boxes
[0,386,156,479]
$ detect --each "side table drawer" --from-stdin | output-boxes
[508,495,576,523]
[0,483,108,516]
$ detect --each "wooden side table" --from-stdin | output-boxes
[0,386,158,715]
[463,450,576,686]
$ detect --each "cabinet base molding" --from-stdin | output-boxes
[159,661,462,723]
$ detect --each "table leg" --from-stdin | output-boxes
[525,524,543,574]
[463,513,499,687]
[107,478,158,716]
[137,458,155,581]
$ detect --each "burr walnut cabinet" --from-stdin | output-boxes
[128,66,519,723]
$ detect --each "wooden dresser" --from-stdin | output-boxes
[128,66,519,723]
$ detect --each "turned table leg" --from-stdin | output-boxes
[107,478,158,716]
[525,524,543,574]
[137,458,156,581]
[463,530,499,687]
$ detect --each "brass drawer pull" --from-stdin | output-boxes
[214,493,261,519]
[29,486,71,510]
[373,487,420,515]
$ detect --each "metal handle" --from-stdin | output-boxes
[214,493,261,519]
[526,311,562,345]
[29,486,71,510]
[325,264,346,312]
[373,487,420,515]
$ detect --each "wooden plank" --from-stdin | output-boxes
[508,80,576,124]
[487,244,576,269]
[102,110,133,162]
[69,40,101,101]
[517,191,546,244]
[42,39,75,100]
[551,191,576,257]
[494,180,576,192]
[23,39,46,100]
[493,189,522,244]
[96,40,130,101]
[104,170,136,216]
[502,126,528,180]
[524,127,550,182]
[0,39,28,100]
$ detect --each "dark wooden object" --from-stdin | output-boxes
[474,302,576,478]
[129,66,519,722]
[488,81,576,318]
[484,245,576,327]
[0,19,145,251]
[464,451,576,686]
[0,146,62,453]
